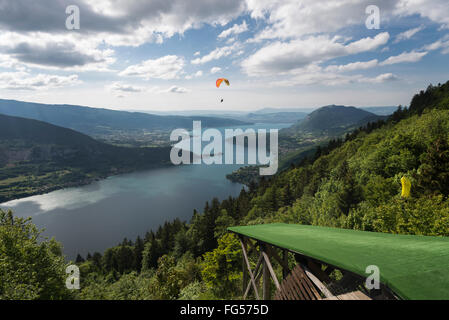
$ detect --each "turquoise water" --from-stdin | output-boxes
[0,123,291,259]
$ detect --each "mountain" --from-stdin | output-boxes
[0,99,250,137]
[0,114,171,202]
[284,105,384,135]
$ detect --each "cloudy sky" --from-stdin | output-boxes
[0,0,448,111]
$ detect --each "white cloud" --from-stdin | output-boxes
[191,45,236,65]
[210,67,222,74]
[0,72,81,90]
[272,64,398,86]
[119,55,185,80]
[242,33,389,76]
[218,21,248,39]
[166,86,190,94]
[360,73,399,83]
[185,70,203,79]
[108,82,144,93]
[246,0,397,41]
[380,50,428,65]
[394,26,424,43]
[423,35,449,53]
[325,59,379,73]
[395,0,449,29]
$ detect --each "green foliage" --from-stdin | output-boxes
[201,233,242,298]
[148,254,201,300]
[0,210,72,300]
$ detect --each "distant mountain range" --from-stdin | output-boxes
[141,106,397,122]
[0,99,250,137]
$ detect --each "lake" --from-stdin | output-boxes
[0,123,291,259]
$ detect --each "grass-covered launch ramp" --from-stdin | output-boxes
[228,223,449,300]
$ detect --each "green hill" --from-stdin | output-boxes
[284,105,384,135]
[0,114,172,202]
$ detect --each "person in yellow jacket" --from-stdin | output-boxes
[401,176,411,198]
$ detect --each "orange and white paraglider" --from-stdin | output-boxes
[216,78,230,103]
[216,78,230,88]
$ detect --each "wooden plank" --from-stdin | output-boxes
[303,266,333,299]
[288,266,309,300]
[293,265,320,300]
[285,273,304,300]
[325,291,371,300]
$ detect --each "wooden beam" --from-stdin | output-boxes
[241,238,248,295]
[266,245,290,277]
[240,237,260,300]
[263,254,270,300]
[262,250,281,290]
[283,249,289,279]
[243,253,263,299]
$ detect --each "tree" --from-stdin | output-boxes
[0,210,72,300]
[75,254,85,264]
[201,233,242,298]
[416,136,449,196]
[134,236,145,272]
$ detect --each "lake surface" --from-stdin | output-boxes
[0,123,291,259]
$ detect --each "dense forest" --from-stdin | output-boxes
[1,81,448,300]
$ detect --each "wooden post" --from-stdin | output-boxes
[241,238,248,296]
[283,249,288,279]
[262,245,271,300]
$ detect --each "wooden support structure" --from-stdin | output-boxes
[240,238,282,300]
[237,235,374,301]
[240,236,260,300]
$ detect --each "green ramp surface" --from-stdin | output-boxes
[228,223,449,300]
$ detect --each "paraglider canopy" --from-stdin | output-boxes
[216,78,230,88]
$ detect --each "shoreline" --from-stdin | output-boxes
[0,162,174,205]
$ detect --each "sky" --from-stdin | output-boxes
[0,0,448,112]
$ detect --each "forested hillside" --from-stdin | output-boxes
[0,114,172,202]
[1,82,448,300]
[283,105,384,135]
